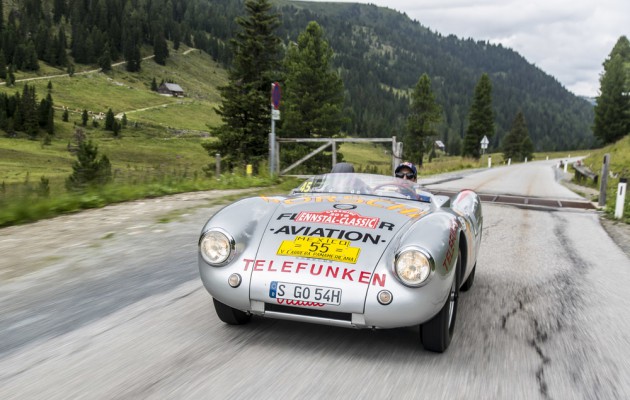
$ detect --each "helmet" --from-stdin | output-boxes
[394,162,417,178]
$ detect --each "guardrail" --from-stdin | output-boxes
[573,162,598,184]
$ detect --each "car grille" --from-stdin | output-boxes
[265,303,352,322]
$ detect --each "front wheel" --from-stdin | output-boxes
[213,298,251,325]
[460,262,476,292]
[420,249,461,353]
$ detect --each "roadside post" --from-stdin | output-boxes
[488,155,492,168]
[215,153,221,178]
[599,154,610,207]
[480,135,489,155]
[564,161,568,173]
[270,82,281,176]
[615,178,627,219]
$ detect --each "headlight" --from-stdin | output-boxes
[199,229,234,265]
[394,248,434,287]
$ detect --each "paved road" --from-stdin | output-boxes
[1,162,629,399]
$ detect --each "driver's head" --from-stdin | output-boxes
[394,162,417,182]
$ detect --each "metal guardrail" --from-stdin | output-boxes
[433,190,596,210]
[573,162,598,184]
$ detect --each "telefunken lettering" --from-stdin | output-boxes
[442,219,458,271]
[243,258,387,287]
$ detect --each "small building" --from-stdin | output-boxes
[157,83,185,97]
[434,140,445,151]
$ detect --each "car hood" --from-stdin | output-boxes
[249,194,432,313]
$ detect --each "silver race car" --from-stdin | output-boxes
[198,172,483,352]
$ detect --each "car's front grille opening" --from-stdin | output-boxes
[265,303,352,322]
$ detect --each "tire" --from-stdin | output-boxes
[420,249,461,353]
[460,262,476,292]
[213,298,251,325]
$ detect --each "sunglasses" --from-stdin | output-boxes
[395,172,416,179]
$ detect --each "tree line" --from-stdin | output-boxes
[1,0,597,154]
[0,84,54,139]
[593,36,630,146]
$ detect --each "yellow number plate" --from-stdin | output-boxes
[277,236,360,264]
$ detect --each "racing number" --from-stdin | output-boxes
[298,180,313,192]
[309,242,329,253]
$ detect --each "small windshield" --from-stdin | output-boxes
[292,173,432,202]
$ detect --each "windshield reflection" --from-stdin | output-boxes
[292,173,431,202]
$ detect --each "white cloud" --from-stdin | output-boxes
[304,0,630,97]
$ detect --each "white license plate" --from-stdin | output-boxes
[269,281,342,306]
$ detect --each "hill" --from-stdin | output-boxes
[0,46,227,189]
[582,136,630,222]
[0,0,595,154]
[274,1,595,151]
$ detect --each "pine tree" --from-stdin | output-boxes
[81,109,88,126]
[123,9,143,72]
[153,33,169,65]
[281,21,345,173]
[99,47,112,72]
[405,73,442,166]
[7,64,15,86]
[57,27,68,67]
[66,140,112,190]
[502,111,533,161]
[105,108,115,131]
[21,85,39,138]
[594,36,630,144]
[463,74,494,159]
[0,54,6,80]
[62,109,69,122]
[151,77,158,91]
[203,0,282,170]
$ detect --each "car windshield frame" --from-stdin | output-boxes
[292,173,432,203]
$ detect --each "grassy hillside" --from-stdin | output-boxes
[0,45,228,192]
[582,136,630,222]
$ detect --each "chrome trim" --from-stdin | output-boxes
[393,246,435,287]
[264,311,355,328]
[198,228,236,266]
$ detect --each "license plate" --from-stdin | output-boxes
[269,281,342,306]
[276,236,360,264]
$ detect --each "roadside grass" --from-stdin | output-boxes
[0,174,289,227]
[581,136,630,222]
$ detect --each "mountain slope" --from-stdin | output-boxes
[276,1,595,151]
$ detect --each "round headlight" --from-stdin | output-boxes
[199,230,234,265]
[394,249,433,287]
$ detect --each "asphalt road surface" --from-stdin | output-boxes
[1,160,629,399]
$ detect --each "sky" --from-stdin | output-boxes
[305,0,630,97]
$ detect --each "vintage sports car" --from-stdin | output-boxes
[198,172,483,352]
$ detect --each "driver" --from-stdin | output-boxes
[394,162,417,182]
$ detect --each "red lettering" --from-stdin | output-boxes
[296,262,307,273]
[310,264,323,276]
[243,258,254,271]
[282,261,293,273]
[268,260,277,272]
[326,266,339,278]
[371,273,386,287]
[254,259,264,271]
[359,271,371,284]
[342,268,355,281]
[277,299,325,307]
